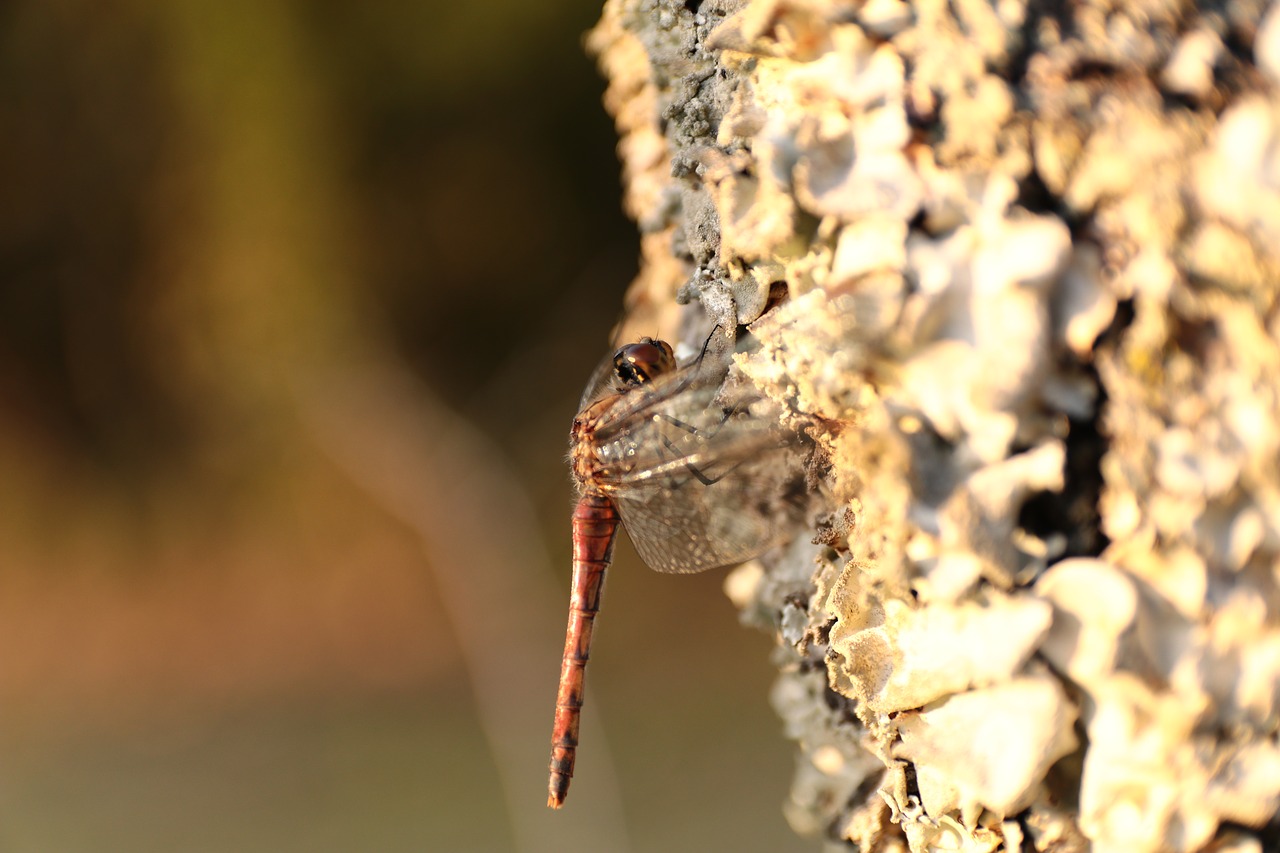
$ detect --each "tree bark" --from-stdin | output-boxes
[589,0,1280,850]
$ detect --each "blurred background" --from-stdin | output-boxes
[0,2,806,851]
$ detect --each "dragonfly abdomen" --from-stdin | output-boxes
[547,493,620,809]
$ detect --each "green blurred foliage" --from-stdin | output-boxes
[0,0,631,497]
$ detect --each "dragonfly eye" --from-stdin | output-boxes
[612,338,676,388]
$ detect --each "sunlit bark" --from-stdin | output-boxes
[591,0,1280,849]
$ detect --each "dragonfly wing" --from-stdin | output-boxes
[611,429,806,574]
[583,333,808,574]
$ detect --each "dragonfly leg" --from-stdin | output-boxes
[652,425,745,486]
[652,399,745,441]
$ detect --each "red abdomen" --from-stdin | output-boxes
[547,493,620,808]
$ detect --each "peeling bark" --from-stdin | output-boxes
[589,0,1280,850]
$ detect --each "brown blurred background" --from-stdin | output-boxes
[0,2,805,851]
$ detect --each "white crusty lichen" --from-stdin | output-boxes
[589,0,1280,850]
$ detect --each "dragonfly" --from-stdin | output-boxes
[547,328,806,809]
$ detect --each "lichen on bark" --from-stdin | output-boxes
[590,0,1280,850]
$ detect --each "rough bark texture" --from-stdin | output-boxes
[589,0,1280,850]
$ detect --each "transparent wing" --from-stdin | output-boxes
[613,439,806,573]
[585,354,807,574]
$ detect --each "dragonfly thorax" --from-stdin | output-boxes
[569,394,637,494]
[570,338,679,496]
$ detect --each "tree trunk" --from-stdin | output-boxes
[589,0,1280,850]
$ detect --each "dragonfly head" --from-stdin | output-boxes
[612,338,676,389]
[577,337,679,412]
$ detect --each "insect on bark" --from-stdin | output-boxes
[547,330,805,809]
